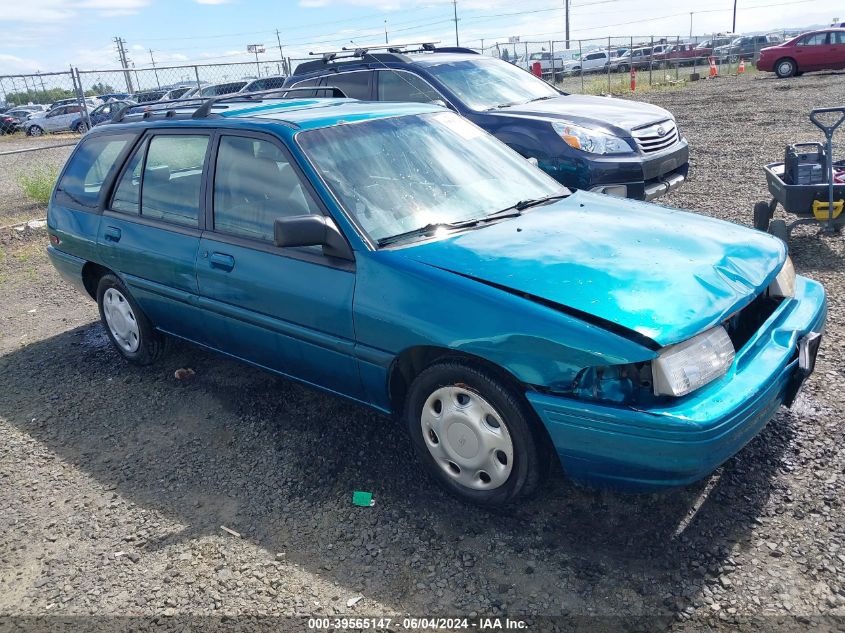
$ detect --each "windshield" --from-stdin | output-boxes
[297,112,566,244]
[422,58,559,110]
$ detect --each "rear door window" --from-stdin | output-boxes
[377,71,441,103]
[140,135,210,227]
[800,33,829,46]
[55,133,135,208]
[324,71,372,99]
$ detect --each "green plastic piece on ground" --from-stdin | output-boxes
[352,491,374,507]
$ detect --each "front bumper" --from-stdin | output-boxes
[548,138,690,201]
[527,276,827,491]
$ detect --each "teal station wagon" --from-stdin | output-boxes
[46,91,826,507]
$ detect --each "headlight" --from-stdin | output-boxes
[768,257,795,298]
[551,121,632,155]
[652,326,735,397]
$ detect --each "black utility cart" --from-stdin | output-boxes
[754,106,845,241]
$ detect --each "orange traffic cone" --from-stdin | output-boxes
[708,56,718,78]
[737,58,746,74]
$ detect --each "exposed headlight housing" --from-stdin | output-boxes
[551,121,632,155]
[652,326,735,397]
[768,257,795,298]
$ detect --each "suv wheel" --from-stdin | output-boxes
[96,273,169,365]
[775,58,796,78]
[75,121,89,134]
[27,125,43,137]
[404,361,548,508]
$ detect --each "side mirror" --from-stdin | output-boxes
[526,156,539,167]
[429,99,449,109]
[273,215,353,261]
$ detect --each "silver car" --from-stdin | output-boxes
[24,104,82,136]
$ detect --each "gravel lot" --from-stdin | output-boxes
[1,71,845,631]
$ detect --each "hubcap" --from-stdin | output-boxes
[779,61,793,75]
[31,126,42,136]
[102,288,140,353]
[420,386,514,491]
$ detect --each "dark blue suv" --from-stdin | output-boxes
[283,46,689,201]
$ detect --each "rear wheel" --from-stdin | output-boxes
[775,58,796,78]
[404,361,549,508]
[96,273,169,365]
[753,201,773,232]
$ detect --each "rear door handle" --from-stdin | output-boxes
[104,226,121,242]
[209,252,235,272]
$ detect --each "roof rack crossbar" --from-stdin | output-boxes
[191,86,347,119]
[111,97,206,123]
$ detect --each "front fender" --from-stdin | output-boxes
[353,252,656,409]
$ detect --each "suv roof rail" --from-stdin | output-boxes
[427,46,479,55]
[295,52,412,74]
[110,86,348,124]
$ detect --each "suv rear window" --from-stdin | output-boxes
[56,133,135,208]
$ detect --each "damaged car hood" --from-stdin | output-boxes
[393,191,787,347]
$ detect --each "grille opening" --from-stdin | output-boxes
[724,292,782,352]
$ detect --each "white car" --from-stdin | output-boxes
[24,104,82,136]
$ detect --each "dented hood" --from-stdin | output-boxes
[394,191,787,347]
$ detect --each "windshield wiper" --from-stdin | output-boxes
[497,192,571,214]
[526,95,557,103]
[377,219,481,247]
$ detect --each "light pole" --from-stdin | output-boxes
[247,44,265,77]
[384,20,388,44]
[732,0,737,33]
[689,12,693,40]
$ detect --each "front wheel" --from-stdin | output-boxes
[26,125,43,137]
[75,121,89,134]
[96,273,169,365]
[617,63,629,73]
[769,219,788,243]
[753,201,773,232]
[404,361,549,508]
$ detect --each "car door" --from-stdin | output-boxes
[98,130,212,339]
[195,132,362,399]
[42,106,66,132]
[794,32,828,70]
[834,32,845,69]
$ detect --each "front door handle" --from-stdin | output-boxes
[104,226,121,242]
[209,252,235,272]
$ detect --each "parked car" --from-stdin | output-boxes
[4,107,39,123]
[284,48,689,200]
[194,81,249,98]
[97,93,131,102]
[159,86,196,101]
[756,28,845,77]
[132,90,168,103]
[714,35,780,63]
[240,76,288,93]
[69,100,135,133]
[0,113,20,134]
[49,97,99,110]
[520,51,579,79]
[574,50,617,73]
[46,95,826,505]
[24,104,82,136]
[627,47,655,70]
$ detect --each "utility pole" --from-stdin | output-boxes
[689,12,693,40]
[149,49,161,90]
[384,20,389,44]
[565,0,570,49]
[452,0,460,46]
[275,30,288,75]
[114,36,135,93]
[732,0,737,32]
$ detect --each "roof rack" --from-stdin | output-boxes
[110,86,348,124]
[295,42,479,74]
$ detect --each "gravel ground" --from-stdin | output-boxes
[1,71,845,632]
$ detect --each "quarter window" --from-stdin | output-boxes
[378,71,441,104]
[836,32,845,45]
[213,136,320,242]
[140,135,209,227]
[56,133,134,208]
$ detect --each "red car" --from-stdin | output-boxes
[757,28,845,77]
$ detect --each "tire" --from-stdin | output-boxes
[26,125,43,137]
[617,63,629,73]
[96,273,169,365]
[404,360,549,508]
[775,58,796,78]
[768,219,788,243]
[753,201,773,232]
[75,121,88,134]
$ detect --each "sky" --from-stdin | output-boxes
[0,0,838,76]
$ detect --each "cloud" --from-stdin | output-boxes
[4,0,150,22]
